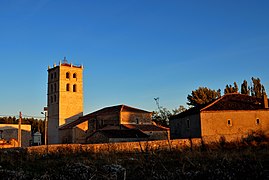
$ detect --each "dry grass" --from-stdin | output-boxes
[0,134,268,179]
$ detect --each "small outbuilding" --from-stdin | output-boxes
[33,132,42,146]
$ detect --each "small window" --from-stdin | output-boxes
[51,73,54,80]
[73,73,77,78]
[54,83,57,92]
[51,84,53,93]
[50,96,53,103]
[227,119,232,126]
[73,84,77,92]
[186,119,190,129]
[256,118,260,125]
[66,72,70,79]
[54,95,56,102]
[136,118,139,124]
[66,84,70,91]
[54,72,57,79]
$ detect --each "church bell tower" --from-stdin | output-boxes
[47,58,83,144]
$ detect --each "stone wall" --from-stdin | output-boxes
[48,63,84,144]
[82,131,108,144]
[144,131,169,141]
[121,112,151,124]
[170,113,201,139]
[201,110,269,142]
[73,121,88,143]
[27,138,202,154]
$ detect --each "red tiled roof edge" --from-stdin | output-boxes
[200,94,226,111]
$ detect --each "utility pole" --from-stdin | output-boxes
[42,107,48,145]
[44,110,48,146]
[18,112,22,147]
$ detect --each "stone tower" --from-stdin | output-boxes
[47,59,83,144]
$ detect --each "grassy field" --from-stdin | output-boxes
[0,135,268,179]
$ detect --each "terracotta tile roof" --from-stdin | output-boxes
[80,105,151,118]
[122,124,169,131]
[170,94,268,120]
[59,104,152,130]
[88,129,149,139]
[202,93,267,111]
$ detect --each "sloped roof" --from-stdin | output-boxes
[59,116,86,130]
[170,94,268,120]
[202,93,267,111]
[88,129,149,139]
[169,104,207,120]
[81,104,151,118]
[59,104,152,130]
[122,124,169,131]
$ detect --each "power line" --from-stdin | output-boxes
[0,114,44,119]
[0,114,19,118]
[23,115,45,119]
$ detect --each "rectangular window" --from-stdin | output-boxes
[186,119,190,129]
[66,84,70,91]
[256,118,260,125]
[227,119,232,126]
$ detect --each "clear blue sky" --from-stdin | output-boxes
[1,0,269,118]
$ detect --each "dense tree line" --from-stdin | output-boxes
[188,77,267,107]
[0,117,45,144]
[224,77,266,97]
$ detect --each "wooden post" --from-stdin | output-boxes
[44,111,47,145]
[43,107,48,145]
[18,112,22,147]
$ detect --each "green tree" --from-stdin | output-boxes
[250,77,267,98]
[224,82,238,94]
[187,87,221,107]
[172,105,186,115]
[241,80,250,95]
[152,107,172,127]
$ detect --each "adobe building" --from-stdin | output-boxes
[169,93,269,142]
[47,59,83,144]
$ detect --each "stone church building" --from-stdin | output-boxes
[47,60,169,144]
[47,60,83,144]
[169,93,269,142]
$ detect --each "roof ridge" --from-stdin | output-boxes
[201,93,256,111]
[201,95,226,111]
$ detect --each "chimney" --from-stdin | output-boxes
[263,94,268,109]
